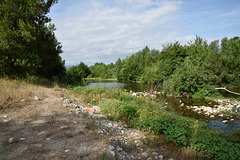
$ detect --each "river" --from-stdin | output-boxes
[85,79,240,135]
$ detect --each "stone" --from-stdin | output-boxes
[3,115,8,118]
[117,146,123,152]
[3,120,9,123]
[93,106,101,113]
[230,119,234,122]
[73,121,77,124]
[34,144,42,147]
[65,150,70,153]
[34,96,39,100]
[110,150,115,157]
[159,155,164,160]
[109,145,114,150]
[147,157,153,160]
[141,152,148,157]
[210,115,215,118]
[9,137,14,143]
[85,108,95,113]
[20,138,26,141]
[46,138,51,141]
[154,156,159,160]
[219,114,224,117]
[222,120,228,124]
[152,152,158,156]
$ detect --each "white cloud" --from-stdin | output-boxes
[52,0,193,66]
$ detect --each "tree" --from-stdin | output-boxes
[66,62,91,85]
[0,0,65,80]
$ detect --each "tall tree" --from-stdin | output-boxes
[0,0,65,79]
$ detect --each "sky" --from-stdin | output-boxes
[49,0,240,67]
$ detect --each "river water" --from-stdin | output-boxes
[85,79,240,135]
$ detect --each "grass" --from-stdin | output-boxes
[68,86,240,160]
[0,79,40,111]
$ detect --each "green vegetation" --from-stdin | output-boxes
[0,0,65,82]
[66,62,91,85]
[89,37,240,97]
[69,87,240,160]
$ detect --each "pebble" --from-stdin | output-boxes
[110,150,115,157]
[109,145,114,150]
[230,119,234,122]
[159,155,164,160]
[141,152,148,157]
[34,144,42,147]
[46,138,51,141]
[73,121,77,124]
[20,138,26,141]
[152,152,158,156]
[210,115,215,118]
[3,120,9,123]
[222,120,228,124]
[9,137,14,144]
[3,115,8,118]
[155,156,159,160]
[65,149,70,153]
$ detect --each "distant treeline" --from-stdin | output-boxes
[81,36,240,97]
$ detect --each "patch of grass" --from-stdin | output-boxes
[0,79,42,111]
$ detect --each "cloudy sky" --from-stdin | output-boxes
[49,0,240,67]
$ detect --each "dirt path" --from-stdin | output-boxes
[0,88,112,160]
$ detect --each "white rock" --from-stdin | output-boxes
[219,114,224,117]
[65,150,70,153]
[109,145,114,150]
[9,137,14,143]
[73,121,77,124]
[222,120,228,124]
[46,138,51,141]
[117,146,123,152]
[3,115,8,118]
[110,150,115,157]
[34,96,39,100]
[20,138,26,141]
[141,152,148,157]
[155,156,159,160]
[3,120,9,123]
[230,119,234,122]
[159,155,164,160]
[34,144,42,147]
[210,115,215,118]
[152,152,158,156]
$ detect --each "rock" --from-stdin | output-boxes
[85,108,95,113]
[230,119,234,122]
[60,126,69,129]
[73,120,77,124]
[46,138,51,141]
[65,150,70,153]
[3,115,8,118]
[20,138,26,141]
[9,137,14,144]
[210,115,215,118]
[168,158,175,160]
[219,114,224,117]
[147,157,153,160]
[117,146,123,152]
[159,155,164,160]
[34,96,39,100]
[141,152,148,158]
[110,150,115,157]
[109,145,114,150]
[34,144,42,147]
[222,120,228,124]
[93,106,101,113]
[152,152,158,156]
[3,120,9,123]
[154,156,159,160]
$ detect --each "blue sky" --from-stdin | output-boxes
[49,0,240,66]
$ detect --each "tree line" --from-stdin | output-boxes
[87,36,240,97]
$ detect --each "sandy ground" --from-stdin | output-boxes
[0,88,112,160]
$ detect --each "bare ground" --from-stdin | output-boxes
[0,85,200,160]
[0,88,113,160]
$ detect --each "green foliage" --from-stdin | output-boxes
[0,0,66,81]
[88,36,240,97]
[70,87,240,159]
[66,62,91,85]
[191,135,240,159]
